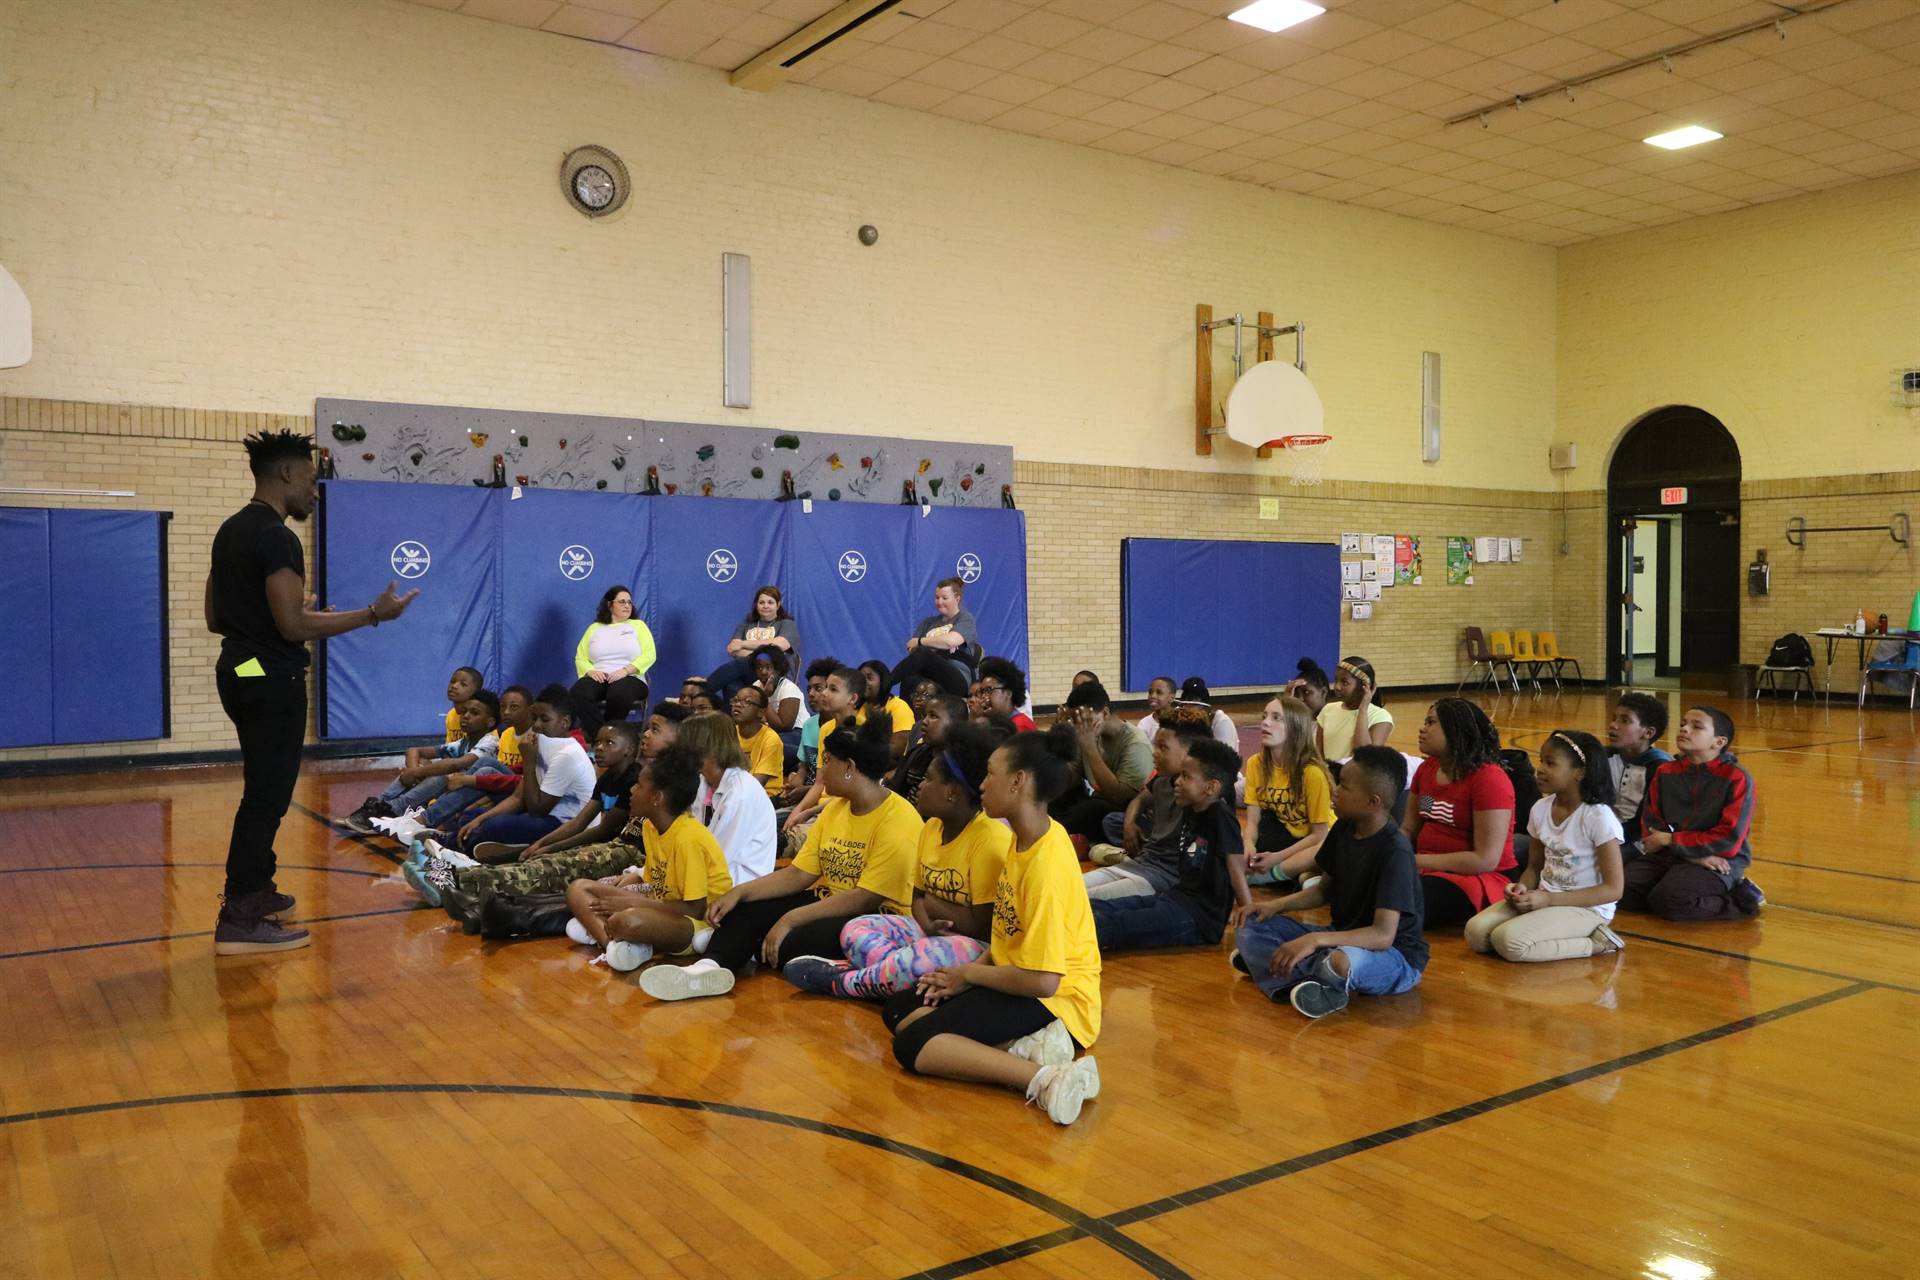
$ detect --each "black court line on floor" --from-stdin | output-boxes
[0,861,390,879]
[0,904,431,962]
[1768,900,1920,934]
[1616,928,1920,997]
[905,981,1873,1280]
[1738,733,1889,755]
[1759,859,1920,885]
[0,1081,1189,1280]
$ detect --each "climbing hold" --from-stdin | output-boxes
[517,435,529,448]
[751,445,764,460]
[750,466,764,479]
[960,477,973,491]
[828,488,841,501]
[330,421,353,442]
[515,474,529,486]
[558,437,568,449]
[361,452,375,462]
[410,451,424,467]
[612,455,626,470]
[469,432,489,447]
[859,455,872,469]
[595,479,608,490]
[974,463,985,475]
[700,480,715,496]
[918,458,931,474]
[773,434,801,450]
[696,444,716,461]
[928,478,943,496]
[828,453,844,471]
[664,483,678,495]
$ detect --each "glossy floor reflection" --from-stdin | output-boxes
[0,689,1915,1278]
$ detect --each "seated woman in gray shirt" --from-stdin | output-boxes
[885,577,978,699]
[707,585,801,702]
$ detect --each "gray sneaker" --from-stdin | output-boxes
[1288,951,1351,1019]
[214,909,311,955]
[1590,922,1626,955]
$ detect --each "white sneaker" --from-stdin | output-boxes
[604,940,655,972]
[639,957,735,1001]
[1088,844,1128,867]
[565,918,596,947]
[439,849,480,869]
[384,816,428,842]
[1027,1058,1101,1126]
[1004,1019,1076,1070]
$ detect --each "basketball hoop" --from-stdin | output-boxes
[1263,433,1332,485]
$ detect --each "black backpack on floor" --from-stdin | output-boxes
[1495,747,1541,880]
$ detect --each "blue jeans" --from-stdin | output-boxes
[1233,915,1422,1002]
[421,761,512,828]
[706,656,759,701]
[1091,894,1210,951]
[461,812,560,851]
[381,772,451,814]
[1100,811,1128,846]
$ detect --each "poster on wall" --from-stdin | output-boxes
[1395,535,1422,585]
[1447,535,1474,586]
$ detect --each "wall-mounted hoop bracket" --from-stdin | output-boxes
[1784,512,1910,547]
[1195,304,1307,457]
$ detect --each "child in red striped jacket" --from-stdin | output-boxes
[1622,705,1763,921]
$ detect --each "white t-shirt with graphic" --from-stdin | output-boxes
[531,732,599,823]
[1527,797,1625,922]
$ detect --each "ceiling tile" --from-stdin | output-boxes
[951,33,1050,70]
[1055,26,1157,63]
[1090,128,1161,155]
[937,0,1035,33]
[998,9,1094,48]
[1116,43,1211,76]
[1170,55,1268,92]
[1073,63,1161,98]
[1108,1,1213,43]
[615,21,712,57]
[928,92,1009,122]
[540,5,640,40]
[458,0,561,27]
[913,58,999,91]
[1125,77,1213,111]
[989,103,1067,134]
[1039,116,1116,144]
[887,19,979,56]
[870,78,955,109]
[1026,84,1108,116]
[1014,48,1104,82]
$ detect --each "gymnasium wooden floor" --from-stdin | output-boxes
[2,688,1916,1279]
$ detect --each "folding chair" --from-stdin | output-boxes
[1487,631,1525,694]
[1755,659,1816,701]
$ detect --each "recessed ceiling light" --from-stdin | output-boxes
[1644,125,1723,150]
[1227,0,1325,34]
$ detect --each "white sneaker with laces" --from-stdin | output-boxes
[439,849,481,869]
[639,957,735,1001]
[1004,1020,1076,1070]
[605,940,655,972]
[565,918,596,947]
[1026,1057,1101,1126]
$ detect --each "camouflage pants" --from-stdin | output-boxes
[454,840,640,901]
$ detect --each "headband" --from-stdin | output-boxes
[1546,730,1585,762]
[941,750,980,802]
[1337,660,1370,684]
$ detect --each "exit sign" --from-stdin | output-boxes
[1660,486,1688,506]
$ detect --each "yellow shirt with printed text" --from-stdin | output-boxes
[495,726,523,772]
[1243,754,1334,840]
[917,812,1013,908]
[739,724,785,797]
[793,793,922,912]
[990,821,1102,1049]
[641,812,733,904]
[445,707,462,743]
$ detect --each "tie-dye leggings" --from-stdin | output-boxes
[831,914,988,1000]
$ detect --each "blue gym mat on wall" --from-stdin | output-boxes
[318,482,1028,739]
[0,507,169,748]
[1121,537,1339,693]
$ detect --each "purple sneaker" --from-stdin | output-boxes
[781,955,851,995]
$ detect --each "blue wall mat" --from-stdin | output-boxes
[908,506,1029,676]
[1121,538,1340,693]
[0,508,55,749]
[647,497,787,689]
[320,481,499,739]
[498,487,650,694]
[49,511,167,745]
[783,502,916,676]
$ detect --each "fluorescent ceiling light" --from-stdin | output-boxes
[1227,0,1325,34]
[1644,125,1723,150]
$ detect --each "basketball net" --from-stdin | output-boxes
[1266,434,1330,486]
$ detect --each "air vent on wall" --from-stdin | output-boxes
[731,0,907,91]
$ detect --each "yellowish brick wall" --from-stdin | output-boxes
[0,0,1558,490]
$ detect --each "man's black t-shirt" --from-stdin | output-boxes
[210,501,308,675]
[1163,798,1245,944]
[1314,818,1428,971]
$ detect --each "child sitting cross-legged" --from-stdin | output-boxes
[1625,705,1763,921]
[1465,729,1626,962]
[1088,706,1209,870]
[640,714,922,1001]
[1089,738,1250,952]
[480,720,643,862]
[782,721,1014,998]
[1232,746,1427,1019]
[1242,693,1334,888]
[344,690,502,837]
[883,726,1103,1126]
[731,684,786,799]
[564,743,734,972]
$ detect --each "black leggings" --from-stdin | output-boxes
[1420,875,1479,928]
[1054,792,1122,842]
[569,674,648,736]
[886,648,972,698]
[881,986,1064,1073]
[705,891,851,972]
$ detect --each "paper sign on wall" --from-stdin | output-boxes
[1342,562,1362,582]
[1340,532,1363,552]
[1351,601,1373,620]
[1448,536,1473,585]
[1395,535,1422,586]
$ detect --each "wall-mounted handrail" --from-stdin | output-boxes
[1785,513,1910,547]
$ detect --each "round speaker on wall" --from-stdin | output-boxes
[560,145,631,220]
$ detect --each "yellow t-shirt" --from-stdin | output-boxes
[1243,754,1334,840]
[917,812,1013,908]
[793,792,923,912]
[990,821,1102,1049]
[739,724,785,797]
[641,813,734,904]
[495,726,523,772]
[444,707,462,743]
[818,697,915,745]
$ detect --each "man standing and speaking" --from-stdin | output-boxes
[205,430,416,954]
